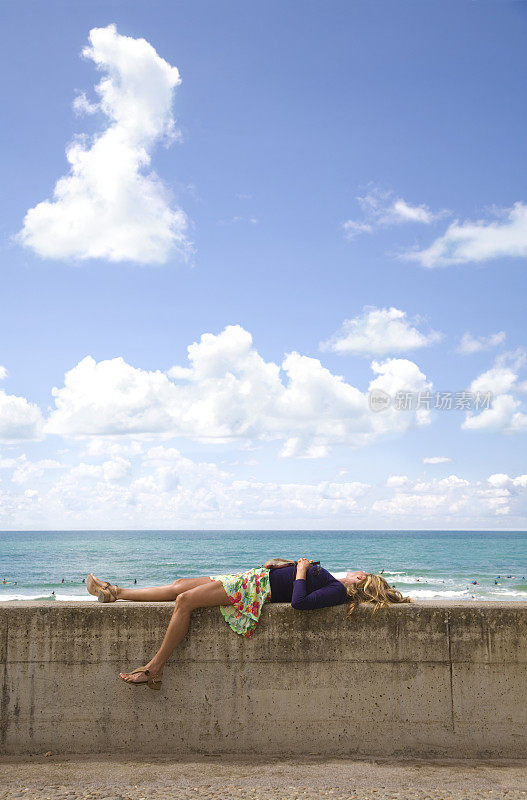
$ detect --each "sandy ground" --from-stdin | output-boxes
[0,755,525,800]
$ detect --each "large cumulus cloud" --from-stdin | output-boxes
[16,24,190,264]
[45,324,432,455]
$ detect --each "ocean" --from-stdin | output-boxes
[0,529,526,602]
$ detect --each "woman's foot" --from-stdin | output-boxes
[86,573,119,602]
[119,662,163,686]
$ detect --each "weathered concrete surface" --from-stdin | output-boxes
[0,601,526,758]
[0,754,526,800]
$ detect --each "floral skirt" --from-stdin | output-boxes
[209,567,271,638]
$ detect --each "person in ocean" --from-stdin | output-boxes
[86,559,411,690]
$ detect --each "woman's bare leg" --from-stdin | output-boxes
[119,579,230,684]
[116,577,211,602]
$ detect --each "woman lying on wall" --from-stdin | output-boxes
[86,559,411,690]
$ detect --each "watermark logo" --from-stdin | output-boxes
[369,388,391,412]
[368,390,493,412]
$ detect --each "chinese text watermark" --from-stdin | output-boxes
[368,389,493,413]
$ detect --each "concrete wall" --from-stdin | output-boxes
[1,600,526,758]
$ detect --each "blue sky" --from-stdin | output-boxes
[1,0,527,529]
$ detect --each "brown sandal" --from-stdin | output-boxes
[119,667,162,690]
[86,574,119,603]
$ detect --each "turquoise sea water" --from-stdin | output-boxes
[0,530,526,602]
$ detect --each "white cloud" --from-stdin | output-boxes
[423,456,452,464]
[0,456,23,469]
[343,186,449,239]
[487,473,511,489]
[369,357,433,429]
[469,350,524,394]
[83,438,144,458]
[0,374,44,441]
[386,475,409,487]
[12,457,62,485]
[373,473,527,519]
[46,354,179,436]
[321,306,442,356]
[219,216,259,225]
[45,324,432,455]
[488,473,527,489]
[102,457,132,482]
[16,24,190,264]
[3,444,527,528]
[403,201,527,268]
[279,440,329,459]
[462,350,527,433]
[72,91,99,116]
[388,198,438,224]
[0,443,373,528]
[456,331,506,355]
[69,463,104,482]
[463,394,527,432]
[342,220,373,238]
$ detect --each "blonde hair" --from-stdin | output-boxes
[346,573,411,617]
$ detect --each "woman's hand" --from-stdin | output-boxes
[296,558,313,577]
